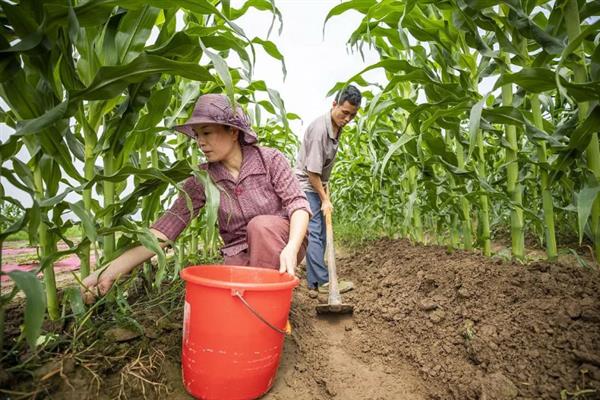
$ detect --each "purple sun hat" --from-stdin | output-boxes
[174,94,258,145]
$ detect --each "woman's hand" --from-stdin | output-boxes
[281,209,309,276]
[79,229,169,304]
[279,244,299,276]
[80,268,118,304]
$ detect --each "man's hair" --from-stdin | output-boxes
[335,85,362,107]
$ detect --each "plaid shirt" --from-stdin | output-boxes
[152,145,311,256]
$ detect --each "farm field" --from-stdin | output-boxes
[1,1,599,399]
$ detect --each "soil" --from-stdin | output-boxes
[2,238,599,400]
[336,239,600,400]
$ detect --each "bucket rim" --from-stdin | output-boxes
[180,264,300,291]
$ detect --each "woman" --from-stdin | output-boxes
[82,94,311,303]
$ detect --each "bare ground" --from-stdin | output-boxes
[2,238,599,400]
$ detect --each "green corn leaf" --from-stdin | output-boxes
[380,134,416,180]
[566,105,600,152]
[11,158,35,189]
[576,181,600,244]
[482,106,563,147]
[164,83,198,128]
[0,208,30,242]
[62,286,86,316]
[0,167,31,194]
[48,0,222,29]
[258,100,276,114]
[193,169,221,253]
[147,31,202,62]
[69,200,97,242]
[67,1,80,44]
[37,239,91,276]
[267,88,289,132]
[116,6,161,64]
[556,19,600,102]
[39,156,62,196]
[27,203,41,245]
[7,270,46,350]
[340,59,419,90]
[202,33,252,68]
[73,54,214,101]
[252,37,286,78]
[0,134,21,161]
[496,67,600,101]
[221,0,231,18]
[326,76,371,98]
[202,46,235,106]
[581,1,600,20]
[139,86,175,131]
[324,0,377,32]
[506,6,564,55]
[495,68,556,93]
[468,98,485,158]
[0,31,43,54]
[135,227,166,289]
[13,100,69,137]
[230,0,282,36]
[39,160,194,208]
[65,129,86,162]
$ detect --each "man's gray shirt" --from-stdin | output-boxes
[295,112,339,193]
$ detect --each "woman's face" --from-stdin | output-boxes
[192,124,240,162]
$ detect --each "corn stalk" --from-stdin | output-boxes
[563,0,600,260]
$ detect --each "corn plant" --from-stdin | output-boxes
[326,0,599,260]
[0,0,291,351]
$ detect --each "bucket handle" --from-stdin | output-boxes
[232,289,289,335]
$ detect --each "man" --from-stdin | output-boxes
[295,85,362,295]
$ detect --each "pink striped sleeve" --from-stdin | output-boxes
[151,176,206,241]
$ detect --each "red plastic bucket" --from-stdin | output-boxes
[180,265,299,400]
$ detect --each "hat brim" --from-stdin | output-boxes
[173,118,258,145]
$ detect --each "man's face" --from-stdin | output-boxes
[331,100,359,130]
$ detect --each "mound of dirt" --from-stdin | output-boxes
[335,238,600,400]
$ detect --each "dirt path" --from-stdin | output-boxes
[260,285,428,400]
[310,314,426,399]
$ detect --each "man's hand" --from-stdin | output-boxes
[279,244,299,276]
[80,269,117,304]
[321,198,334,214]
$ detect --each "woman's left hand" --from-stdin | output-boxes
[279,244,299,276]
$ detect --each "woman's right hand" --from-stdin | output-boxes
[80,269,117,304]
[78,229,169,304]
